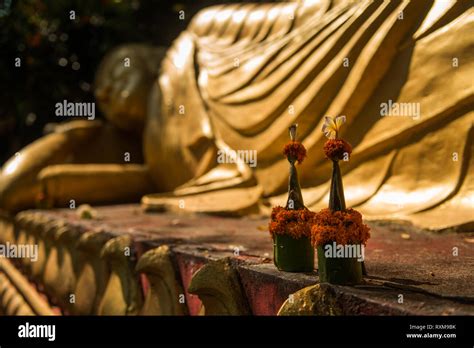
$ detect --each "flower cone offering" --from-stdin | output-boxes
[268,124,314,272]
[312,116,370,285]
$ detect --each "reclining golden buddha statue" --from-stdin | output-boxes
[0,0,473,231]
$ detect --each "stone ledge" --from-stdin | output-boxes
[0,204,473,315]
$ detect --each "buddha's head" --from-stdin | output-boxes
[94,44,166,133]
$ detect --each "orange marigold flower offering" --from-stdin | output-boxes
[283,141,307,164]
[311,208,370,247]
[269,206,314,239]
[316,116,369,284]
[323,139,352,161]
[270,124,314,272]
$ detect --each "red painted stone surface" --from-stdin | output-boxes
[238,264,315,315]
[174,252,205,316]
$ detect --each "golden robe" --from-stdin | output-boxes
[143,0,474,231]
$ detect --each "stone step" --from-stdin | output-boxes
[0,204,472,315]
[0,258,56,316]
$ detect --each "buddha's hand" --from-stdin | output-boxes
[0,120,101,212]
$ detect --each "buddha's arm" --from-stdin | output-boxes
[0,121,102,212]
[0,117,148,211]
[38,164,154,208]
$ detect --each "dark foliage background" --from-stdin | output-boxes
[0,0,276,165]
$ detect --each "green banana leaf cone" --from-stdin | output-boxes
[317,245,362,285]
[274,234,314,272]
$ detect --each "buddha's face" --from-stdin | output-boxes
[94,44,163,133]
